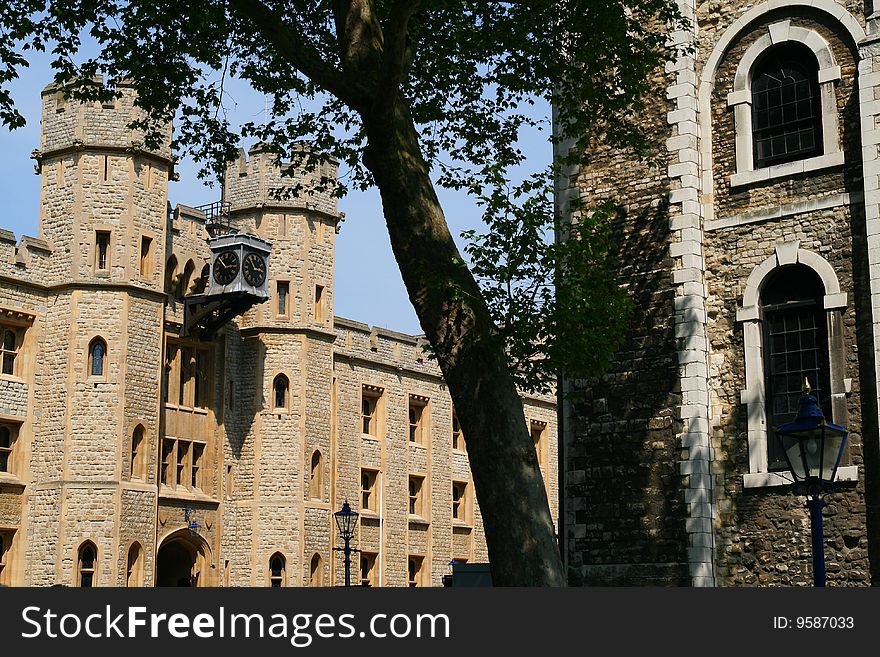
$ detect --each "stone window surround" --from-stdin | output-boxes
[87,335,108,380]
[726,20,843,188]
[272,372,289,411]
[76,540,98,587]
[736,242,858,488]
[269,551,286,587]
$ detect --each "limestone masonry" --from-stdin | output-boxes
[560,0,880,586]
[0,81,557,587]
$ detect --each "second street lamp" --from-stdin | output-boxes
[333,500,359,587]
[774,380,848,587]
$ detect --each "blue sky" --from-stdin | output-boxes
[0,51,551,336]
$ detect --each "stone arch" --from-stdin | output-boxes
[155,528,214,587]
[180,259,196,296]
[696,0,865,209]
[164,254,178,295]
[126,540,145,587]
[736,243,852,485]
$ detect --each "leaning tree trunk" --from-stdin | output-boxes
[361,100,565,587]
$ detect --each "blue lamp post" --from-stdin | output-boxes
[333,500,359,587]
[774,380,847,587]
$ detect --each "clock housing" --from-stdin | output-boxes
[206,233,272,298]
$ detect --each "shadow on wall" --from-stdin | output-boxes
[567,196,690,586]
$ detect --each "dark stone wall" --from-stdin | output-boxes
[563,76,690,585]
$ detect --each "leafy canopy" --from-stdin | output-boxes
[0,0,683,390]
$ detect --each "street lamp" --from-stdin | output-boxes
[333,500,359,587]
[774,380,847,587]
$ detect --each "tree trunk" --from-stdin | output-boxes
[361,101,565,587]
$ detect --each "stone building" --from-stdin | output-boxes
[0,81,557,587]
[560,0,880,586]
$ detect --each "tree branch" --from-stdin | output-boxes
[228,0,370,109]
[375,0,420,112]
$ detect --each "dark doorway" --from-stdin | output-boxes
[155,539,197,587]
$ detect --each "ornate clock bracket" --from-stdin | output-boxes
[180,231,272,338]
[181,292,265,339]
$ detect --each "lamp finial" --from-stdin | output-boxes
[803,378,812,395]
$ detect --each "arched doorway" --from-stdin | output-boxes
[155,530,213,587]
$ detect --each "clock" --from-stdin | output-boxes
[212,250,240,285]
[242,252,267,287]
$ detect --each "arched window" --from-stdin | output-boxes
[164,255,178,296]
[737,243,854,487]
[273,374,289,410]
[181,259,196,296]
[309,553,323,587]
[269,553,286,587]
[751,42,822,169]
[89,338,107,377]
[78,542,97,587]
[130,425,145,480]
[761,265,831,470]
[309,450,322,500]
[126,542,144,587]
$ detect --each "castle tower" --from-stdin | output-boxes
[560,0,880,586]
[24,81,172,585]
[220,144,340,586]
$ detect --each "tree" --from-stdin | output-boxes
[0,0,682,585]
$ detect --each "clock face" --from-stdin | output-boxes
[212,250,240,286]
[242,252,267,287]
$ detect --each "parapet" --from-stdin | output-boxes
[39,78,172,162]
[223,143,339,218]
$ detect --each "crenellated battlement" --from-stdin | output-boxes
[39,78,172,162]
[223,143,339,218]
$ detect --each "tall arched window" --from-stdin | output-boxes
[309,450,322,500]
[761,264,831,469]
[309,553,323,587]
[165,255,178,296]
[273,374,289,410]
[126,542,144,587]
[269,553,286,587]
[181,259,196,297]
[89,338,107,377]
[130,425,145,480]
[751,42,822,169]
[78,542,97,587]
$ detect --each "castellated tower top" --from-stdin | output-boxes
[39,78,172,162]
[223,143,339,218]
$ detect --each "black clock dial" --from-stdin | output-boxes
[242,252,267,287]
[212,250,240,285]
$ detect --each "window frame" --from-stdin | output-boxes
[408,395,429,445]
[94,230,111,273]
[77,541,98,588]
[452,412,465,452]
[361,385,383,438]
[361,468,379,512]
[0,327,20,377]
[737,243,857,487]
[0,423,19,477]
[360,551,378,587]
[408,555,424,588]
[272,373,290,412]
[269,553,286,588]
[309,450,323,500]
[408,474,425,518]
[88,337,108,379]
[277,280,290,318]
[159,436,206,490]
[452,481,470,524]
[726,21,843,187]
